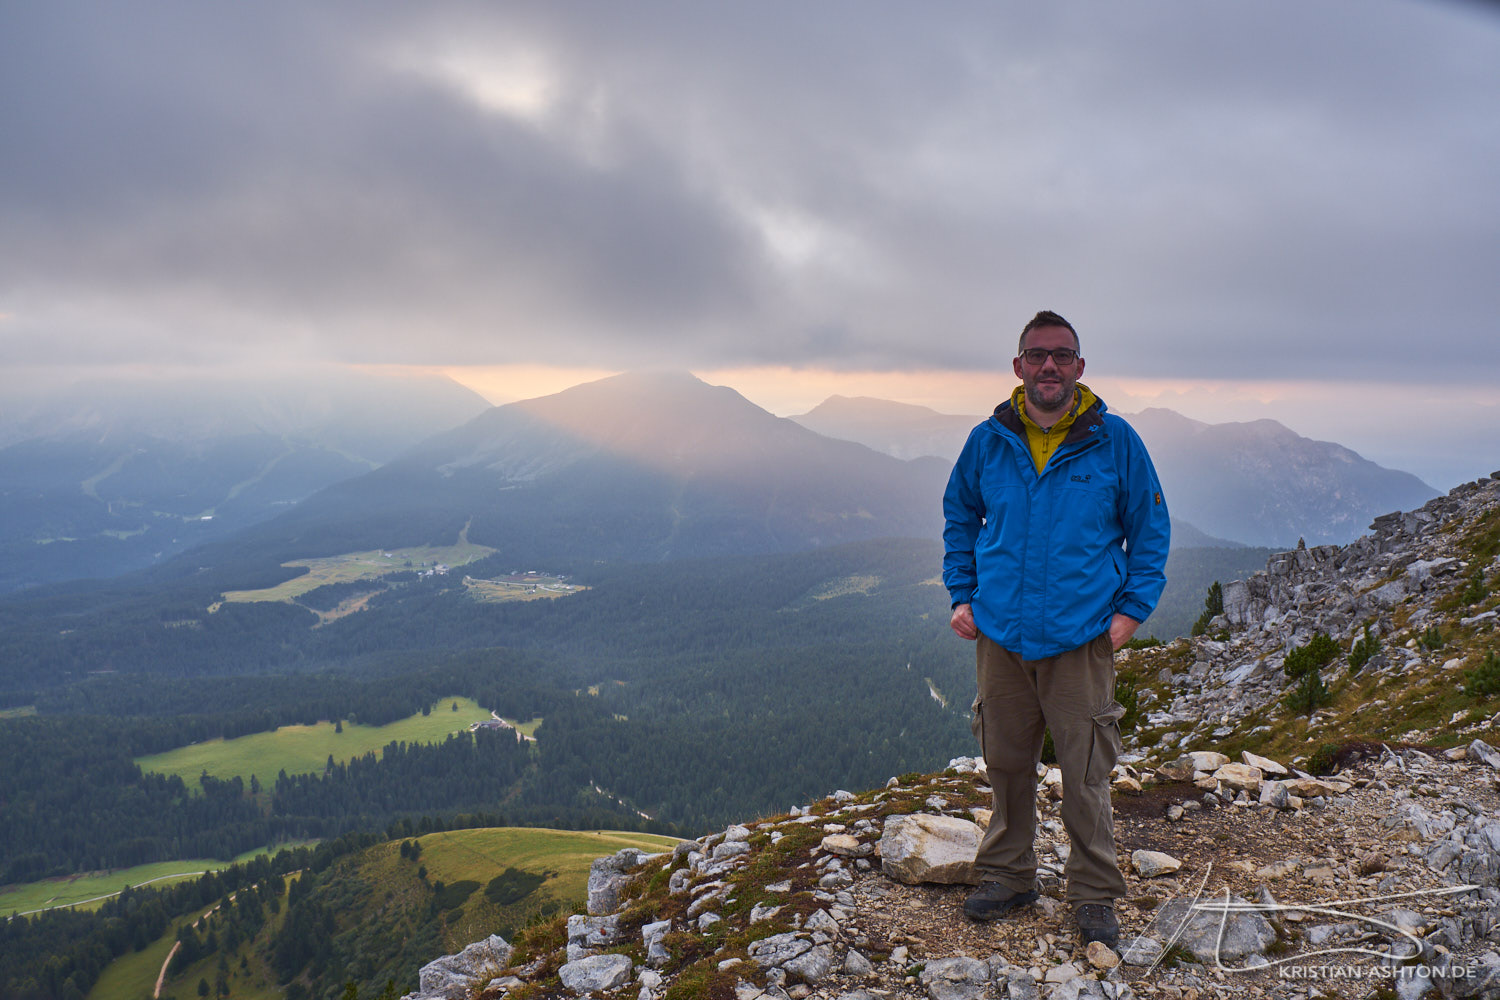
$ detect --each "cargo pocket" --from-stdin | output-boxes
[1084,701,1125,785]
[970,694,984,752]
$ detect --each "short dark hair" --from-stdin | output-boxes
[1018,310,1080,353]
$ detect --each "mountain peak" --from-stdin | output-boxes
[796,395,951,422]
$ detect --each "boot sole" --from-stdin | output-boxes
[963,889,1039,921]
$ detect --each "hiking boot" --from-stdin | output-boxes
[1076,903,1119,949]
[962,880,1038,921]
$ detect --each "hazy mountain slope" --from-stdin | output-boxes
[0,370,491,592]
[792,394,975,461]
[791,394,1437,548]
[1126,407,1438,548]
[222,371,947,573]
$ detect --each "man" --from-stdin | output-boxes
[942,310,1169,949]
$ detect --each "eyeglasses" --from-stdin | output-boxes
[1018,347,1079,366]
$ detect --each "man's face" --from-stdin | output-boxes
[1012,325,1084,416]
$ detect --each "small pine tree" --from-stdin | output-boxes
[1284,633,1340,678]
[1463,569,1489,605]
[1420,625,1445,651]
[1283,669,1329,716]
[1347,625,1380,672]
[1115,675,1140,733]
[1191,581,1224,636]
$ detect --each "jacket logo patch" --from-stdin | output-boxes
[1154,492,1163,505]
[1070,474,1092,483]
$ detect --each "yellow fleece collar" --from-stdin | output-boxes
[1011,382,1098,473]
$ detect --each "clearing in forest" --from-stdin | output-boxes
[218,540,498,604]
[134,697,498,789]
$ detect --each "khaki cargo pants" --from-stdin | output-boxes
[971,630,1127,908]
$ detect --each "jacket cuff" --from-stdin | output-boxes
[1116,599,1151,623]
[950,590,974,608]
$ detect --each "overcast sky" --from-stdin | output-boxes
[2,2,1497,488]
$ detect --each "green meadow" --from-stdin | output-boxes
[416,826,679,898]
[135,697,497,789]
[91,880,296,1000]
[0,845,309,918]
[87,909,200,1000]
[364,827,681,958]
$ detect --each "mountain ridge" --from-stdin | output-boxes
[791,393,1438,548]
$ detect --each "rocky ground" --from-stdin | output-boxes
[400,475,1500,1000]
[404,739,1500,1000]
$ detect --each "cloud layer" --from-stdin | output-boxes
[2,1,1497,381]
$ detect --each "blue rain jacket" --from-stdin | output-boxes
[942,395,1170,660]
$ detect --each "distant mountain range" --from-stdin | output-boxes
[0,369,490,592]
[230,371,947,574]
[2,370,1439,594]
[792,394,1437,549]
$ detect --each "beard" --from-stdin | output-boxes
[1025,377,1075,414]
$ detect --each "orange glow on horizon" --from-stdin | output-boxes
[358,363,1500,433]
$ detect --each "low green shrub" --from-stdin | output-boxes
[1307,742,1340,775]
[1465,651,1500,698]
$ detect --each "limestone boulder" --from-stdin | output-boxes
[879,814,983,885]
[1212,763,1263,793]
[557,953,633,993]
[416,934,513,999]
[1186,751,1230,771]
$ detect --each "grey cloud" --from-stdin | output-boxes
[0,1,1497,378]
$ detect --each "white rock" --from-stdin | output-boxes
[821,834,872,858]
[1043,962,1081,983]
[1185,750,1230,772]
[1241,750,1287,775]
[1131,850,1182,877]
